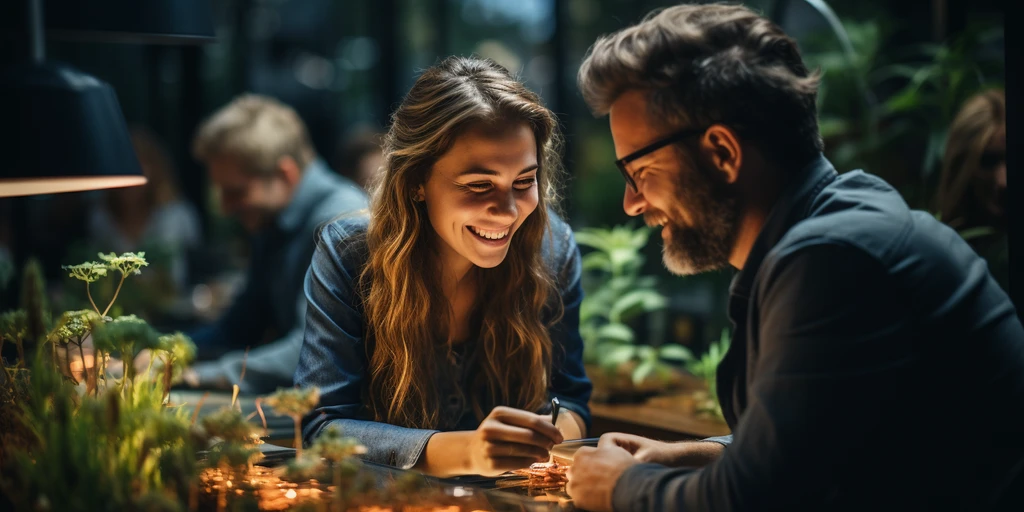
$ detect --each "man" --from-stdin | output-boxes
[184,94,368,393]
[566,4,1024,511]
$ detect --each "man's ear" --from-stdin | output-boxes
[276,156,302,187]
[701,124,743,184]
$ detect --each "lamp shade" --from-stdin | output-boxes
[0,61,146,198]
[0,0,216,45]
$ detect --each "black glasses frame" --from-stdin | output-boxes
[614,127,707,192]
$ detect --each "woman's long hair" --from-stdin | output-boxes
[936,89,1005,227]
[361,56,564,429]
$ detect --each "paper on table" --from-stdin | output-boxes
[549,438,599,461]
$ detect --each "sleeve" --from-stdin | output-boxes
[294,223,438,469]
[546,228,593,430]
[190,290,307,393]
[187,259,269,360]
[611,242,913,512]
[701,435,732,446]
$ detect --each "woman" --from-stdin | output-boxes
[88,126,202,291]
[935,89,1007,290]
[295,57,591,477]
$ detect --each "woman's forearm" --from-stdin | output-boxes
[557,409,586,440]
[414,431,474,477]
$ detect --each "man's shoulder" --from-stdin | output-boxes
[776,170,920,262]
[308,172,369,228]
[765,169,984,287]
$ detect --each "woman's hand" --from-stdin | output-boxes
[417,406,564,477]
[464,406,564,476]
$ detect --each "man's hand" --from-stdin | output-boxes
[566,434,641,512]
[104,349,157,380]
[601,432,726,467]
[182,367,201,388]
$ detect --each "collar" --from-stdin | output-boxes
[728,154,839,304]
[275,159,333,233]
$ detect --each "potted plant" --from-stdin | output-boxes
[576,225,694,402]
[684,328,731,423]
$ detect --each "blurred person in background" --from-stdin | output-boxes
[935,88,1007,291]
[332,128,385,190]
[87,126,202,294]
[182,94,368,393]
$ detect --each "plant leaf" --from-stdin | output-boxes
[609,289,668,323]
[573,230,610,252]
[596,323,635,343]
[631,359,657,386]
[599,344,636,371]
[658,344,694,362]
[958,226,997,241]
[581,252,612,273]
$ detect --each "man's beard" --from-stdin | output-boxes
[656,158,740,276]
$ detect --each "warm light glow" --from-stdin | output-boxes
[68,354,96,373]
[0,176,147,197]
[285,489,297,499]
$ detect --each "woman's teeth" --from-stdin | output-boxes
[469,226,509,240]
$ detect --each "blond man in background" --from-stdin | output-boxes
[184,94,367,393]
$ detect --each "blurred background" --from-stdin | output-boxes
[0,0,1006,362]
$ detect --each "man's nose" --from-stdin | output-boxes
[623,185,646,217]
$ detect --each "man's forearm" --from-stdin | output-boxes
[664,440,725,467]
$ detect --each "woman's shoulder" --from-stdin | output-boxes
[541,209,580,282]
[321,212,370,240]
[316,213,372,279]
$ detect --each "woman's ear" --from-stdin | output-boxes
[413,184,425,202]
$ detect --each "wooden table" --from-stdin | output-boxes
[589,395,731,441]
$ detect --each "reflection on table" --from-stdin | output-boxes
[176,391,575,511]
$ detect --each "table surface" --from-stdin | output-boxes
[590,397,731,440]
[171,388,731,442]
[246,441,573,510]
[176,389,727,509]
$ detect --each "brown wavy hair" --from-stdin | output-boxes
[361,56,564,430]
[935,89,1005,227]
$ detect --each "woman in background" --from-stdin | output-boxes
[935,89,1007,290]
[88,126,202,291]
[295,56,591,477]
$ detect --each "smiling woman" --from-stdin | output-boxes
[294,56,592,478]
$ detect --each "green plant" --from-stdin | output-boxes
[2,255,404,510]
[155,332,197,402]
[686,328,731,422]
[803,18,1003,207]
[64,251,149,318]
[2,332,203,511]
[0,253,206,511]
[0,309,28,368]
[91,314,162,397]
[263,386,321,459]
[47,309,102,392]
[576,225,692,388]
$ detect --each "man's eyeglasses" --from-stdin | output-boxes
[615,127,707,192]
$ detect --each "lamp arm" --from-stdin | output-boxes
[29,0,44,63]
